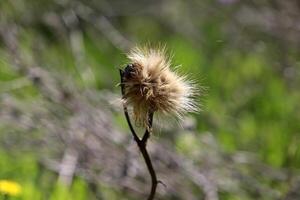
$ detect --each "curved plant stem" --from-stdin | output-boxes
[120,69,158,200]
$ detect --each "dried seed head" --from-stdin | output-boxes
[122,46,199,126]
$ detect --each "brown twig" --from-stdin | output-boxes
[119,69,158,200]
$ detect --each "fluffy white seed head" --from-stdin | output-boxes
[122,46,199,127]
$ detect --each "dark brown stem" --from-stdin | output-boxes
[120,69,158,200]
[119,69,141,142]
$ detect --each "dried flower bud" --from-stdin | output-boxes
[122,46,199,126]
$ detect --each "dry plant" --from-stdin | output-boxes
[1,2,299,198]
[119,46,198,199]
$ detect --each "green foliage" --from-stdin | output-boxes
[1,0,300,199]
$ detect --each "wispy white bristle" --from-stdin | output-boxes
[123,46,199,127]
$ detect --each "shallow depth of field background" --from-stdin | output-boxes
[0,0,300,199]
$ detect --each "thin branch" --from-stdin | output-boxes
[75,3,132,52]
[58,147,79,186]
[119,69,140,142]
[120,69,158,200]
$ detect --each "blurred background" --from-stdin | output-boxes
[0,0,300,199]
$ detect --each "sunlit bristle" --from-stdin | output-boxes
[122,46,199,127]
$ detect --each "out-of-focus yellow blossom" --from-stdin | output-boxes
[0,180,22,196]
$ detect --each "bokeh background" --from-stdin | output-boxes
[1,0,300,199]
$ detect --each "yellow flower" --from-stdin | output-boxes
[0,180,22,196]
